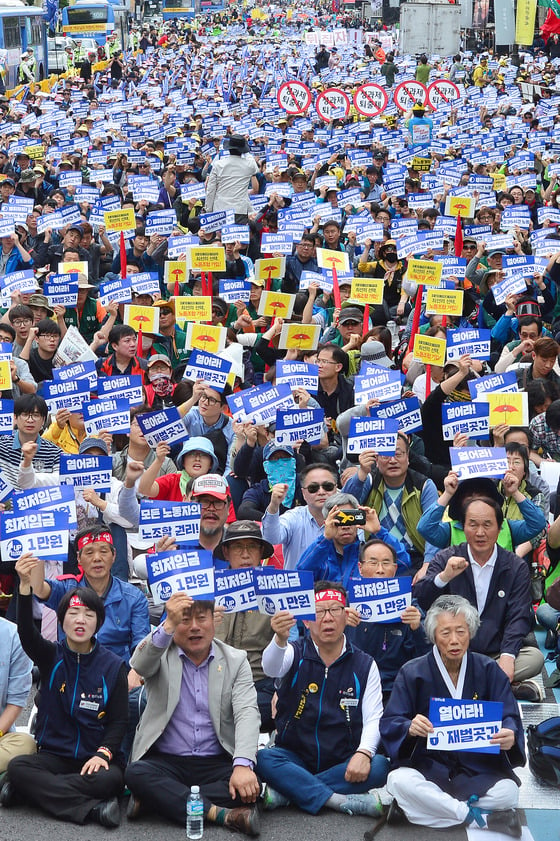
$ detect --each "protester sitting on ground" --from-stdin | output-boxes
[3,560,128,828]
[111,404,177,481]
[257,580,389,817]
[238,442,304,521]
[380,595,525,836]
[0,614,36,783]
[137,437,218,501]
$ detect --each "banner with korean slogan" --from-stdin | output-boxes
[183,349,232,392]
[43,274,79,308]
[83,397,130,436]
[104,207,136,233]
[450,447,508,481]
[347,417,399,456]
[370,397,423,435]
[98,375,143,406]
[129,272,160,297]
[0,342,11,391]
[278,322,321,351]
[276,361,319,393]
[444,195,477,218]
[0,399,14,435]
[98,276,133,307]
[483,391,529,428]
[425,288,464,317]
[354,367,402,404]
[60,260,89,279]
[442,402,490,441]
[146,549,214,604]
[316,248,350,274]
[42,378,91,414]
[348,577,412,623]
[515,0,537,44]
[53,360,97,391]
[164,260,188,289]
[241,383,296,426]
[124,304,159,335]
[60,454,112,493]
[254,568,316,620]
[406,259,443,287]
[185,322,227,354]
[261,233,296,255]
[350,278,384,306]
[254,256,287,283]
[413,334,446,366]
[0,471,14,501]
[189,246,226,273]
[12,485,78,531]
[258,290,295,319]
[215,568,258,613]
[428,699,503,754]
[446,329,491,361]
[0,510,69,563]
[219,278,251,304]
[468,371,518,400]
[0,270,36,304]
[175,296,212,323]
[139,500,201,542]
[136,406,189,447]
[491,273,527,306]
[275,407,325,447]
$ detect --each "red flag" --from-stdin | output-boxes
[207,271,213,323]
[332,267,341,309]
[454,212,463,258]
[119,231,127,279]
[137,325,143,358]
[363,303,370,336]
[407,284,424,355]
[542,8,560,40]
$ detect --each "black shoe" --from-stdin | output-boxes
[126,793,142,821]
[0,781,16,808]
[487,809,522,838]
[545,629,558,650]
[511,679,544,702]
[224,805,261,837]
[386,799,408,826]
[89,797,121,828]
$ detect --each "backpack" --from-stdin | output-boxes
[527,716,560,786]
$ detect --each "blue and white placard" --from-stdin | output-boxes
[0,510,69,562]
[355,366,402,404]
[442,403,490,441]
[98,276,133,307]
[214,568,258,613]
[370,397,423,435]
[97,375,143,405]
[60,454,112,492]
[43,273,79,308]
[450,447,508,480]
[218,278,251,304]
[276,361,319,393]
[139,500,201,542]
[42,378,91,413]
[146,549,214,603]
[183,349,232,391]
[199,209,234,233]
[491,273,527,306]
[275,407,325,447]
[83,397,130,435]
[53,360,97,391]
[428,698,502,754]
[12,485,77,530]
[254,569,316,620]
[347,417,399,455]
[240,383,296,425]
[469,371,518,399]
[0,399,14,435]
[348,577,412,623]
[446,329,491,361]
[136,406,189,447]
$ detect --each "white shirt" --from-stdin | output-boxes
[467,544,497,614]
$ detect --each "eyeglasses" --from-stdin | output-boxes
[315,605,345,620]
[12,319,32,327]
[361,559,396,569]
[199,498,228,510]
[298,242,313,249]
[317,358,336,366]
[199,394,220,405]
[304,481,336,493]
[19,411,43,420]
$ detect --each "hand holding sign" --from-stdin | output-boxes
[14,551,40,595]
[162,592,195,634]
[409,714,434,738]
[490,727,516,750]
[270,610,296,644]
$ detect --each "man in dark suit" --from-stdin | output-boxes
[414,496,544,701]
[125,593,261,837]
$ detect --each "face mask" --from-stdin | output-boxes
[150,374,173,397]
[264,458,296,508]
[384,252,397,262]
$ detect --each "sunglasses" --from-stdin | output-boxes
[303,481,336,493]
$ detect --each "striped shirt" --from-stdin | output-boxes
[0,432,61,491]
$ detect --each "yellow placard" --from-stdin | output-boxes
[60,260,88,278]
[24,145,44,161]
[425,288,464,316]
[350,278,384,305]
[491,172,507,192]
[64,23,109,32]
[254,257,286,282]
[123,304,159,334]
[0,360,12,390]
[189,246,226,272]
[278,322,321,350]
[406,259,443,287]
[185,322,227,353]
[164,260,188,289]
[412,334,447,366]
[444,195,476,218]
[104,207,136,233]
[257,290,295,319]
[515,0,537,44]
[316,248,350,273]
[485,391,528,427]
[174,296,212,322]
[411,156,432,172]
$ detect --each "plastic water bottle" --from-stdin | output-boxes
[387,320,399,349]
[186,786,203,839]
